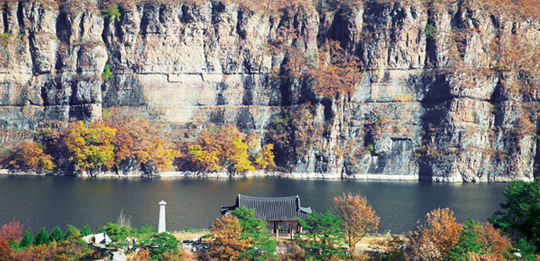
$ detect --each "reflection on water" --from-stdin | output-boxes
[0,176,509,234]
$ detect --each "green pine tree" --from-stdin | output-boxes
[49,226,64,242]
[34,227,49,246]
[490,179,540,250]
[230,206,277,260]
[81,225,92,236]
[19,228,33,248]
[64,225,81,241]
[448,218,486,261]
[504,239,538,260]
[295,210,348,260]
[149,232,179,261]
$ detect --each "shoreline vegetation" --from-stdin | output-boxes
[0,169,530,182]
[0,112,534,183]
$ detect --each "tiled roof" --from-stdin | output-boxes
[221,194,312,221]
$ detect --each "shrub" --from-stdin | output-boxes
[102,64,113,79]
[101,4,121,22]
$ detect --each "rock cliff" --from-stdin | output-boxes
[0,0,539,181]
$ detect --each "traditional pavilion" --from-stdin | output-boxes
[220,194,312,238]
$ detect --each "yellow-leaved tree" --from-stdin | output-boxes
[255,144,275,170]
[186,124,273,172]
[63,121,116,174]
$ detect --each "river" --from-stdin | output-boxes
[0,175,510,235]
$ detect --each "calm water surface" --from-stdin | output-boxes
[0,176,509,234]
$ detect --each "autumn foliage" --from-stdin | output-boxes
[406,208,463,260]
[312,41,364,100]
[0,221,23,260]
[333,192,380,250]
[180,124,275,172]
[200,215,251,261]
[0,140,54,171]
[0,118,274,175]
[63,121,117,173]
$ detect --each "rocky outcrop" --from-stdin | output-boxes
[0,0,539,182]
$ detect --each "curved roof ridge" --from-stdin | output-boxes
[238,194,299,201]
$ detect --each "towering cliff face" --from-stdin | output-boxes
[0,0,539,181]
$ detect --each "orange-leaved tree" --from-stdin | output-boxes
[104,117,180,174]
[407,208,463,261]
[333,192,380,250]
[200,214,252,261]
[63,121,116,173]
[1,140,54,171]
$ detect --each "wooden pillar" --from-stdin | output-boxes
[290,223,294,239]
[274,222,278,238]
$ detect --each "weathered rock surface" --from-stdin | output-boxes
[0,0,539,181]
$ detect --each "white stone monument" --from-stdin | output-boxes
[158,200,167,233]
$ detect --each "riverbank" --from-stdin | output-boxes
[0,169,526,182]
[0,169,424,181]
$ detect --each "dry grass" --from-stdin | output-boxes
[172,231,209,241]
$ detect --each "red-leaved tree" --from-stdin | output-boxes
[0,221,23,260]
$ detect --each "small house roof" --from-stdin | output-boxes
[220,194,312,221]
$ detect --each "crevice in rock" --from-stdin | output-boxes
[101,16,111,47]
[139,4,151,35]
[209,108,225,124]
[16,2,24,34]
[424,10,438,67]
[28,32,37,74]
[241,75,253,106]
[236,10,246,39]
[56,12,71,44]
[2,4,8,34]
[418,73,452,178]
[210,1,224,25]
[322,98,333,122]
[40,81,50,106]
[79,13,85,38]
[236,108,255,132]
[69,78,79,105]
[278,61,292,107]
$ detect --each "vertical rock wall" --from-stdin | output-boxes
[0,0,539,181]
